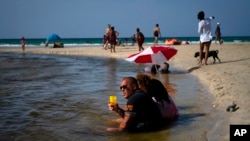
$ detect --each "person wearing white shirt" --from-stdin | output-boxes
[197,11,214,65]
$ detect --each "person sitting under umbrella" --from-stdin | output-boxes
[143,62,170,74]
[159,62,170,73]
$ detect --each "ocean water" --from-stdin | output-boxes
[0,52,216,141]
[0,36,250,47]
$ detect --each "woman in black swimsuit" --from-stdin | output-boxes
[153,24,161,46]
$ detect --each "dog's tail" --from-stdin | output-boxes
[216,50,219,54]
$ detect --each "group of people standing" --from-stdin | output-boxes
[133,24,161,52]
[103,24,120,53]
[103,23,162,52]
[107,74,178,132]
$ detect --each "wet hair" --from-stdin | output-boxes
[136,28,140,32]
[156,24,159,27]
[111,26,114,30]
[197,11,205,20]
[147,79,171,103]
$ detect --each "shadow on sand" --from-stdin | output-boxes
[186,57,250,73]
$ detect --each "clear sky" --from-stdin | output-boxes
[1,0,250,39]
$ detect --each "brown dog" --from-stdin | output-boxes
[194,50,221,63]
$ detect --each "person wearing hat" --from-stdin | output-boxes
[215,22,223,45]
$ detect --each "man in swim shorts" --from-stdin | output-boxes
[153,24,161,46]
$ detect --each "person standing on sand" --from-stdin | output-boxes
[21,37,26,51]
[103,35,109,49]
[215,22,223,45]
[104,24,111,49]
[197,11,214,65]
[109,26,119,53]
[136,28,145,51]
[153,24,161,46]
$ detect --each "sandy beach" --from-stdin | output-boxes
[1,43,249,140]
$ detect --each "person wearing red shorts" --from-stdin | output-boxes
[136,28,144,52]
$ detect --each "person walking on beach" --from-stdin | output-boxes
[136,28,145,51]
[153,24,161,46]
[107,77,163,132]
[104,24,111,49]
[197,11,214,65]
[215,22,223,45]
[21,37,26,51]
[109,26,119,53]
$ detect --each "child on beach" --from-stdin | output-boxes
[103,35,109,49]
[21,37,26,51]
[215,22,223,45]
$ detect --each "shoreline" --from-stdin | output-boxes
[1,43,249,140]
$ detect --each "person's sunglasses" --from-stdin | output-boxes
[120,85,128,90]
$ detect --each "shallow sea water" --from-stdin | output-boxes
[0,53,214,141]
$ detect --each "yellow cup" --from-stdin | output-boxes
[109,96,117,106]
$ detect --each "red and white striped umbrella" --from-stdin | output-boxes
[125,46,177,64]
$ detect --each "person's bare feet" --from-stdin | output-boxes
[198,61,202,66]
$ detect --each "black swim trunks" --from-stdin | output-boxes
[154,31,159,37]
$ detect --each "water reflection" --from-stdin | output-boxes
[0,53,214,141]
[106,58,118,93]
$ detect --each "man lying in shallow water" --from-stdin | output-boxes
[107,77,164,132]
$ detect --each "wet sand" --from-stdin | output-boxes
[1,43,250,140]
